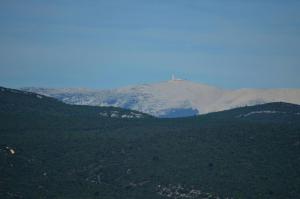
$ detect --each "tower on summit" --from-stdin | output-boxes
[171,74,183,81]
[172,74,176,81]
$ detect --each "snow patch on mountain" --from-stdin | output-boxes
[99,110,145,119]
[237,110,285,118]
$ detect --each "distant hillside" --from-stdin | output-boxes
[21,80,300,117]
[201,102,300,123]
[1,87,300,199]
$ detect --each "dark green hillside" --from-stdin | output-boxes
[0,86,152,130]
[0,86,152,118]
[202,102,300,123]
[1,87,300,199]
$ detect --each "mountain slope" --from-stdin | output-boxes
[1,87,300,199]
[21,80,300,117]
[0,87,152,128]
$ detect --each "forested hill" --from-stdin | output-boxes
[197,101,300,123]
[1,86,300,199]
[0,86,152,130]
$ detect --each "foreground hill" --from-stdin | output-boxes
[1,87,300,199]
[22,79,300,117]
[0,86,151,128]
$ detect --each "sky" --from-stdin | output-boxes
[0,0,300,89]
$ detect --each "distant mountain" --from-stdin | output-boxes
[21,79,300,117]
[1,86,300,199]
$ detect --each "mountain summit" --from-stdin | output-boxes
[21,80,300,117]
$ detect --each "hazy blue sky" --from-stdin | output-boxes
[0,0,300,89]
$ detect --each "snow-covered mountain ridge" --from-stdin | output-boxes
[21,80,300,117]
